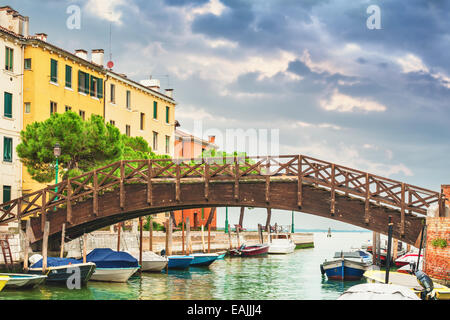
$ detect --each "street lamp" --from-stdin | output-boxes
[225,207,229,234]
[291,211,295,233]
[54,143,61,206]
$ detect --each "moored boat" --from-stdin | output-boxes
[83,248,140,282]
[230,244,269,257]
[321,251,372,281]
[167,255,194,269]
[128,251,168,272]
[0,273,47,289]
[268,233,295,254]
[395,251,423,268]
[189,253,219,267]
[0,276,9,291]
[337,283,420,300]
[28,257,96,284]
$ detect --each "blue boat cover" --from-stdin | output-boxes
[31,257,82,268]
[81,248,138,268]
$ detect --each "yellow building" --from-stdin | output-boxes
[22,34,106,193]
[104,72,176,157]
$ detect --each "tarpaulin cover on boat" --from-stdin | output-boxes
[82,248,138,268]
[31,257,82,268]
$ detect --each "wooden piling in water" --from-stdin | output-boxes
[117,223,121,251]
[372,232,377,265]
[60,223,66,258]
[208,223,211,253]
[186,217,191,255]
[139,217,143,272]
[42,221,49,273]
[165,219,169,255]
[168,217,173,256]
[236,225,240,248]
[23,219,31,271]
[181,211,185,255]
[82,233,87,263]
[201,225,206,253]
[149,217,153,252]
[228,224,232,249]
[393,238,398,261]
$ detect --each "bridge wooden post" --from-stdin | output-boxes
[265,159,270,203]
[93,169,98,216]
[60,223,66,258]
[149,217,153,252]
[120,161,125,209]
[298,155,303,208]
[265,208,272,232]
[147,160,152,205]
[67,179,72,224]
[42,220,49,273]
[234,157,239,201]
[400,183,406,237]
[239,207,245,229]
[41,189,47,232]
[23,219,31,271]
[16,197,22,223]
[204,162,209,201]
[176,162,181,202]
[330,163,335,216]
[364,173,370,225]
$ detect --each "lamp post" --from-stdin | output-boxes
[54,143,61,206]
[291,211,295,233]
[225,207,229,234]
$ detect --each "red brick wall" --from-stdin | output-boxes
[443,185,450,207]
[424,217,450,284]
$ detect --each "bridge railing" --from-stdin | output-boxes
[0,155,444,235]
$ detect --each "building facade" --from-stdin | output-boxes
[0,6,28,231]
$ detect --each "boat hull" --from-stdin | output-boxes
[231,244,270,257]
[141,260,168,272]
[28,263,96,284]
[90,267,139,282]
[0,273,47,289]
[189,254,219,267]
[323,259,369,281]
[268,242,295,254]
[0,276,8,291]
[167,256,194,269]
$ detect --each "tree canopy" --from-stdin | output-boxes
[17,111,166,183]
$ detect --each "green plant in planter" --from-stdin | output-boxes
[431,238,448,248]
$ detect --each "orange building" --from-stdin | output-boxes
[173,128,218,229]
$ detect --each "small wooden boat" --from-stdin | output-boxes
[83,248,140,283]
[216,251,227,259]
[268,233,295,254]
[230,244,269,257]
[395,251,423,267]
[189,253,219,267]
[167,255,194,269]
[321,251,372,281]
[0,276,9,291]
[28,257,96,284]
[0,273,47,289]
[364,270,450,300]
[338,283,420,300]
[128,251,168,272]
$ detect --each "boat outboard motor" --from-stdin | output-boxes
[320,264,325,275]
[160,249,166,257]
[415,270,435,300]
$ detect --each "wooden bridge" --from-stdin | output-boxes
[0,155,445,246]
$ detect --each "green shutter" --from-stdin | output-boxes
[5,47,13,71]
[4,92,12,118]
[3,137,12,162]
[5,48,8,70]
[50,59,58,82]
[2,186,11,210]
[166,106,169,123]
[65,65,72,88]
[90,76,95,96]
[84,73,90,94]
[78,70,82,92]
[97,78,103,99]
[153,101,157,119]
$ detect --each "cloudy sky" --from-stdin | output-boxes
[9,0,450,230]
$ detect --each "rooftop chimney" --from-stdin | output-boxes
[165,88,174,98]
[35,33,47,42]
[140,78,160,91]
[75,49,88,60]
[91,49,104,66]
[208,136,216,144]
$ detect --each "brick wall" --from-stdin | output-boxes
[424,217,450,285]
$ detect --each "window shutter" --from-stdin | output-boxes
[97,78,103,98]
[65,65,72,87]
[4,93,12,118]
[3,137,12,162]
[84,73,90,94]
[50,59,58,82]
[90,76,95,96]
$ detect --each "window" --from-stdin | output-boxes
[140,113,145,130]
[65,65,72,88]
[152,131,158,151]
[24,102,31,114]
[78,71,89,94]
[126,125,131,137]
[24,58,31,70]
[5,47,13,71]
[79,110,85,120]
[165,106,170,123]
[153,101,157,119]
[109,120,115,126]
[2,186,11,210]
[50,101,57,115]
[110,84,115,103]
[3,137,12,162]
[65,105,72,112]
[4,92,12,118]
[165,135,170,154]
[126,90,131,109]
[50,59,58,83]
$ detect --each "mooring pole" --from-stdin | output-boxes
[208,223,211,253]
[60,223,66,258]
[291,211,295,233]
[416,224,426,272]
[82,233,87,264]
[42,221,50,274]
[117,223,121,251]
[149,217,153,252]
[182,210,185,255]
[372,232,377,266]
[385,216,393,284]
[139,217,143,273]
[23,219,31,271]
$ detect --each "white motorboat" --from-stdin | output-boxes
[128,251,168,272]
[90,267,139,283]
[268,232,295,254]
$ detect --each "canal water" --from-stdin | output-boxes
[0,232,372,300]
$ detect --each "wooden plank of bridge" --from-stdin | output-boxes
[298,155,303,208]
[147,160,152,205]
[204,162,209,200]
[176,164,181,202]
[23,219,31,271]
[330,163,335,216]
[41,190,46,232]
[67,180,72,224]
[400,183,405,237]
[120,161,125,209]
[234,158,239,201]
[60,223,66,258]
[365,173,370,225]
[93,170,98,216]
[42,220,49,274]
